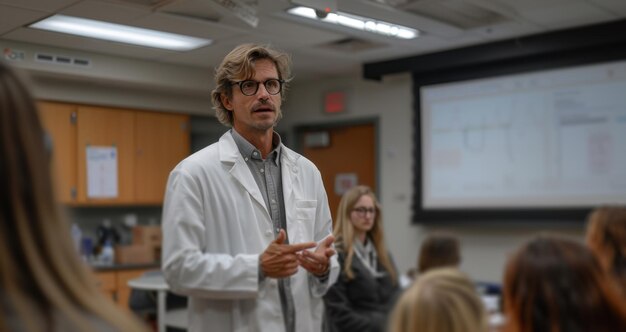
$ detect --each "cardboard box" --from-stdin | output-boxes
[132,226,162,248]
[115,244,155,264]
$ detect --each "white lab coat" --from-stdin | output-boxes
[162,131,339,332]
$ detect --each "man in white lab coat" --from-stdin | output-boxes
[162,44,339,332]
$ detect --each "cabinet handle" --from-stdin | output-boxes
[70,111,77,124]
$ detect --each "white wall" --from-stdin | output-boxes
[278,73,586,283]
[2,39,212,115]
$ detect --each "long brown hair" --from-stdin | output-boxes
[503,235,626,332]
[333,185,397,283]
[586,206,626,294]
[0,62,147,331]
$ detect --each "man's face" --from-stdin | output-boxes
[221,58,283,137]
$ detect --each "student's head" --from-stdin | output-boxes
[503,235,626,332]
[335,185,381,241]
[389,267,487,332]
[211,43,292,128]
[418,232,461,273]
[0,62,146,331]
[586,206,626,291]
[333,185,396,282]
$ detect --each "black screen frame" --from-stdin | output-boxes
[364,19,626,223]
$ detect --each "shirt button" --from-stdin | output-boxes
[244,157,249,161]
[275,227,280,233]
[260,169,264,173]
[271,199,276,203]
[253,152,258,156]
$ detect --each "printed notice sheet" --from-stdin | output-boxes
[86,146,118,198]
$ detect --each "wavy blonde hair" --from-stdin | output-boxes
[210,43,292,126]
[333,185,397,283]
[0,62,147,332]
[389,268,487,332]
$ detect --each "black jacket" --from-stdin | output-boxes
[323,248,400,332]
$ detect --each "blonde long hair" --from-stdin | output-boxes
[389,268,488,332]
[333,185,397,283]
[0,62,147,331]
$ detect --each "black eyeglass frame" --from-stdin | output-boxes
[231,79,284,96]
[352,207,377,216]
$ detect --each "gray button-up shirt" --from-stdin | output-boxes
[231,129,295,332]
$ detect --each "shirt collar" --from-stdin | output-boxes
[231,129,282,165]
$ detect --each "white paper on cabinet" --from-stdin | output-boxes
[86,146,118,198]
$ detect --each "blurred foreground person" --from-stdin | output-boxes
[323,185,400,332]
[0,62,147,331]
[503,235,626,332]
[586,206,626,295]
[388,267,488,332]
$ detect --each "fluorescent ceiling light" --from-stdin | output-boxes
[29,15,212,51]
[287,6,418,40]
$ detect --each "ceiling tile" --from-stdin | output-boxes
[0,0,78,12]
[61,0,151,24]
[516,2,616,28]
[589,0,626,15]
[0,5,48,35]
[131,12,242,40]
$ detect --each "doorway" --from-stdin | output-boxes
[295,119,378,222]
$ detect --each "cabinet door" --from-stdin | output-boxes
[77,106,135,204]
[116,269,154,311]
[37,102,78,204]
[93,271,117,303]
[135,112,190,204]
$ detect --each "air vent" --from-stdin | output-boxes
[319,38,386,53]
[35,53,91,67]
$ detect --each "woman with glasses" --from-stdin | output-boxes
[323,185,400,332]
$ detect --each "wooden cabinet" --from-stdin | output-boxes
[135,111,190,204]
[94,270,117,303]
[38,101,190,205]
[37,102,78,203]
[77,106,136,204]
[94,268,154,311]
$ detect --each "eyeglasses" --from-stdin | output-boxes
[231,79,284,96]
[352,207,376,217]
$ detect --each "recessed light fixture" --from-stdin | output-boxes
[29,15,212,51]
[287,6,418,40]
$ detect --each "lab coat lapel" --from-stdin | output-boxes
[281,146,299,230]
[219,132,268,213]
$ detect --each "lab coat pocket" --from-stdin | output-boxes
[293,200,317,243]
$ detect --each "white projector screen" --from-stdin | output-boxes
[420,60,626,209]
